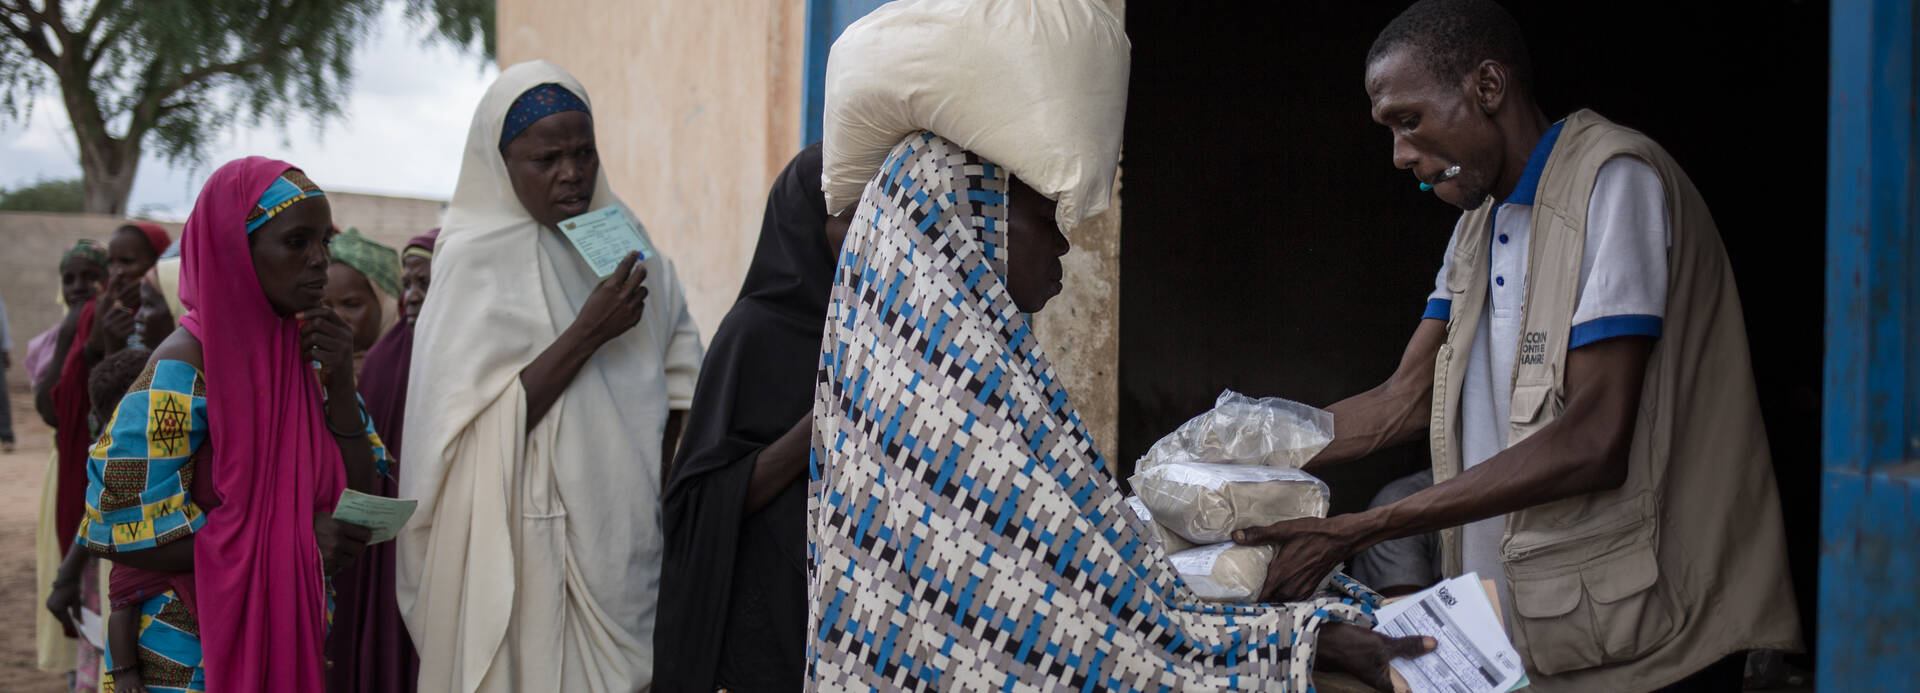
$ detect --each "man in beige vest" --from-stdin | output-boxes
[1233,1,1802,690]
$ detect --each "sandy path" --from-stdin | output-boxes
[1,387,76,692]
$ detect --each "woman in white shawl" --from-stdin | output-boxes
[399,60,703,692]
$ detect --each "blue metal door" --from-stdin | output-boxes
[802,0,890,147]
[1822,0,1920,688]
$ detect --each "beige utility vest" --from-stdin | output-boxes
[1428,110,1802,690]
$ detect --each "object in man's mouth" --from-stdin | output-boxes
[1420,164,1462,192]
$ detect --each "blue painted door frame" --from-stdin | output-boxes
[1822,0,1920,688]
[802,0,889,147]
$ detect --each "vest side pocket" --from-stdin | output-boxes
[1583,543,1675,664]
[1509,570,1594,674]
[1502,500,1680,676]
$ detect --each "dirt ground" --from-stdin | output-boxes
[1,387,70,691]
[0,385,1818,693]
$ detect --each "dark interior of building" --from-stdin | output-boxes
[1119,0,1827,663]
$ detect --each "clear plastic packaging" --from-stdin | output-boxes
[1134,390,1336,472]
[1132,462,1331,544]
[1126,495,1195,554]
[1168,543,1275,603]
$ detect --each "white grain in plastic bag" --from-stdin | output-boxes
[1135,390,1335,472]
[1169,543,1275,603]
[1125,495,1194,554]
[1132,462,1331,545]
[820,0,1130,236]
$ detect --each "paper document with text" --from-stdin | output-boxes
[1373,572,1528,693]
[558,205,656,277]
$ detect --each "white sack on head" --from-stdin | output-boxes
[1133,462,1331,545]
[820,0,1130,235]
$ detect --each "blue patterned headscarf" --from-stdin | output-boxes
[499,83,590,150]
[805,132,1379,691]
[245,169,325,234]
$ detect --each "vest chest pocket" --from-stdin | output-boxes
[1505,518,1679,676]
[1508,382,1563,443]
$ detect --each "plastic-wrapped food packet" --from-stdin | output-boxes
[1135,390,1335,472]
[1125,495,1194,554]
[1169,543,1275,602]
[1132,462,1331,544]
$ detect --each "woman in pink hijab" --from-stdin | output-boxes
[78,156,391,692]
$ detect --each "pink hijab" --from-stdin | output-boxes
[181,156,345,691]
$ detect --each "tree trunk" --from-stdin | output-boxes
[77,138,137,216]
[59,55,139,217]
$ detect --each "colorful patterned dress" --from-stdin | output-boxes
[79,359,389,693]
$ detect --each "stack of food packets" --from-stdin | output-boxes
[1135,463,1330,543]
[1128,390,1336,602]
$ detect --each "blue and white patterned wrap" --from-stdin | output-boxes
[807,132,1379,691]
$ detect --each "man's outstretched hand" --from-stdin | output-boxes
[1235,515,1364,602]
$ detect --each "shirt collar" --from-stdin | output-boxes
[1501,120,1565,207]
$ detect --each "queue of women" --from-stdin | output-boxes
[30,2,1435,691]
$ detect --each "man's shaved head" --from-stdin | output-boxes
[1367,0,1533,95]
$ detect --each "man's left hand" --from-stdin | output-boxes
[1235,515,1364,602]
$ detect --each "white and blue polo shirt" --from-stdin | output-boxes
[1422,121,1671,594]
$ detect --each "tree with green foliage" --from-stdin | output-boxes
[0,176,83,212]
[0,0,494,215]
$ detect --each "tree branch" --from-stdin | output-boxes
[124,5,294,151]
[0,4,57,66]
[0,11,29,40]
[125,48,271,145]
[19,0,67,44]
[76,0,122,43]
[0,0,42,20]
[83,18,128,66]
[43,0,68,43]
[121,51,170,141]
[157,55,268,102]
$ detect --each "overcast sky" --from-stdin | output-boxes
[0,2,496,220]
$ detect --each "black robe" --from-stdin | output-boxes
[657,143,831,692]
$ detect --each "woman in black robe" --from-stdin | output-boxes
[657,143,849,692]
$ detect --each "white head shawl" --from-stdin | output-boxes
[400,60,699,692]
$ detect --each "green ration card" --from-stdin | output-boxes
[559,204,657,277]
[332,489,418,544]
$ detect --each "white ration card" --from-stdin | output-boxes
[559,204,656,277]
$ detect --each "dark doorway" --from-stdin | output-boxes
[1119,0,1826,661]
